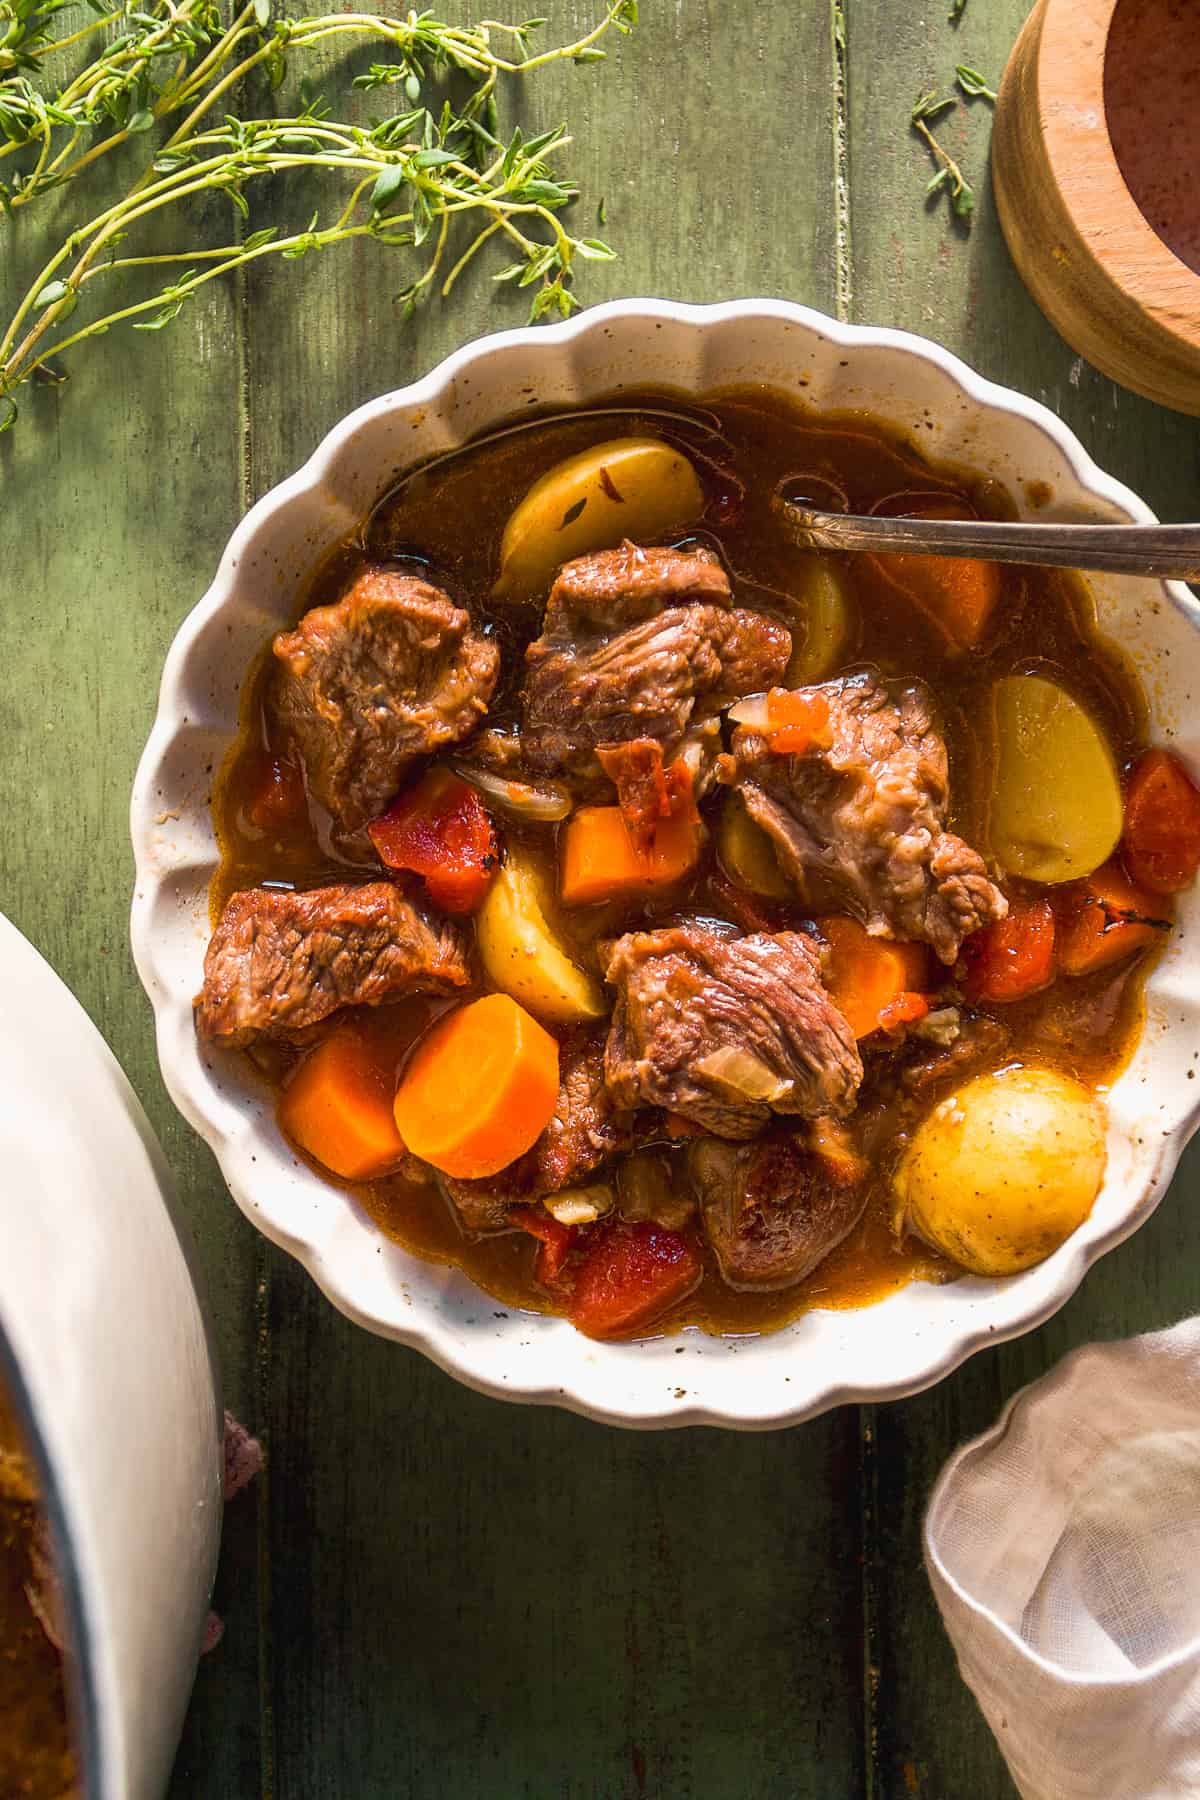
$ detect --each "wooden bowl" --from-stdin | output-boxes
[993,0,1200,414]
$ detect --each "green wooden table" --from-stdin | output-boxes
[5,2,1200,1793]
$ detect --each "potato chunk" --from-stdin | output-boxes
[988,674,1123,884]
[894,1065,1106,1276]
[492,437,704,603]
[476,848,606,1024]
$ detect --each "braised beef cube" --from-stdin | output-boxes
[727,672,1006,963]
[690,1125,869,1290]
[196,881,470,1048]
[602,921,862,1140]
[272,568,500,837]
[522,543,789,779]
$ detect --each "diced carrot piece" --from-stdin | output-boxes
[369,769,499,914]
[867,494,1002,651]
[393,993,559,1180]
[817,916,931,1039]
[1057,860,1170,976]
[559,803,700,907]
[960,896,1056,1003]
[765,688,832,755]
[508,1205,576,1287]
[1122,748,1200,895]
[567,1220,702,1340]
[278,1027,406,1181]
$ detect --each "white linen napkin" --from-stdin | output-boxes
[925,1319,1200,1800]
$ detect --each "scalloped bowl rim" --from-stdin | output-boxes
[130,297,1200,1430]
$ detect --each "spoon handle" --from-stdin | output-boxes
[783,505,1200,580]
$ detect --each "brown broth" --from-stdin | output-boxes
[212,385,1159,1339]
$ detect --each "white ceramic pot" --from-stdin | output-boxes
[0,914,221,1796]
[130,298,1200,1430]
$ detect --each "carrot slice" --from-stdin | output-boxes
[393,993,559,1179]
[559,803,700,907]
[278,1027,406,1181]
[867,493,1001,651]
[1058,860,1170,976]
[1122,748,1200,895]
[818,916,931,1039]
[961,896,1056,1003]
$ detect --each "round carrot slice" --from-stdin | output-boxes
[394,993,560,1179]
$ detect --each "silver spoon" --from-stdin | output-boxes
[781,503,1200,581]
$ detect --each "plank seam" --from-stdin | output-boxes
[831,0,852,322]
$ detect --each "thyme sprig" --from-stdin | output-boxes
[0,2,637,430]
[911,87,974,222]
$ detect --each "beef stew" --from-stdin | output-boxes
[204,388,1198,1341]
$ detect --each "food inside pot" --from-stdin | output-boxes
[202,388,1197,1341]
[0,1383,78,1799]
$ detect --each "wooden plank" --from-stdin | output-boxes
[0,157,265,1800]
[846,3,1200,1795]
[242,4,860,1796]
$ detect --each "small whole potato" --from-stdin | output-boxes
[894,1065,1106,1277]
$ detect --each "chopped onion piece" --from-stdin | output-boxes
[544,1184,614,1226]
[694,1046,793,1102]
[726,693,773,730]
[912,1006,961,1048]
[451,761,572,823]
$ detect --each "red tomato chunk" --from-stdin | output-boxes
[961,896,1056,1004]
[1123,749,1200,896]
[245,753,305,834]
[369,769,498,914]
[508,1205,575,1288]
[568,1220,703,1340]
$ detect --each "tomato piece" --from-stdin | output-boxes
[1122,748,1200,895]
[369,769,499,914]
[567,1220,702,1340]
[961,896,1056,1003]
[765,688,832,755]
[1057,860,1170,976]
[244,753,305,833]
[596,739,698,853]
[508,1205,576,1288]
[664,1111,706,1140]
[877,991,930,1033]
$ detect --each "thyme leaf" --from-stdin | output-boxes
[956,64,997,103]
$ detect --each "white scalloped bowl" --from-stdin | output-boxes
[131,298,1200,1430]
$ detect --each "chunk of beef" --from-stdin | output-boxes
[523,543,790,779]
[272,568,500,836]
[727,673,1006,963]
[689,1123,869,1290]
[439,1030,636,1233]
[601,922,862,1139]
[546,540,733,629]
[196,881,470,1048]
[899,1012,1012,1102]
